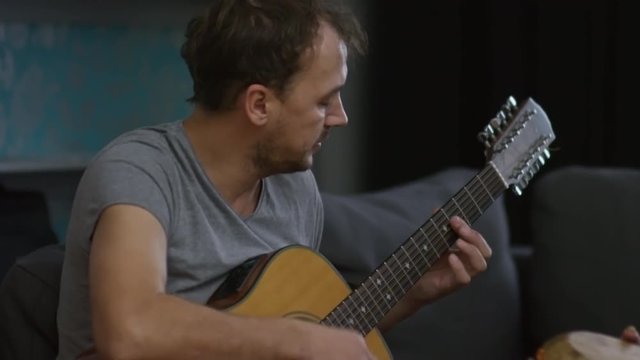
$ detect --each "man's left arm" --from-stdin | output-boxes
[378,216,492,332]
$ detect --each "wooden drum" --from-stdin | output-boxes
[536,330,640,360]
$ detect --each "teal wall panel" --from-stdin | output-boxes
[0,22,192,161]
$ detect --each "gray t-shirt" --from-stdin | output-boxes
[56,121,324,359]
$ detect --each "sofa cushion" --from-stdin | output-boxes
[320,167,523,360]
[528,166,640,348]
[0,244,64,360]
[0,187,58,280]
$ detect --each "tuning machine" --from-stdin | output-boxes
[510,139,553,196]
[494,96,518,128]
[477,125,496,149]
[477,96,519,151]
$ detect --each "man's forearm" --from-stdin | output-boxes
[93,293,305,360]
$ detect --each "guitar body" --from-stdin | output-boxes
[209,246,392,360]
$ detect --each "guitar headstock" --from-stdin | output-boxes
[478,96,556,196]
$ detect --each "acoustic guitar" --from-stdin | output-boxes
[206,96,556,359]
[79,96,555,359]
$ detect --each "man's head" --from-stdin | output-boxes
[180,0,367,112]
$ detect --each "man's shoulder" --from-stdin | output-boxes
[91,121,184,166]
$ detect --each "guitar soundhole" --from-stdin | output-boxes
[285,311,320,323]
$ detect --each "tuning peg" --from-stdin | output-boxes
[537,156,546,166]
[477,129,491,141]
[543,148,551,159]
[513,185,523,196]
[490,117,505,132]
[478,124,496,140]
[477,132,493,152]
[495,110,507,123]
[506,96,517,110]
[485,124,495,135]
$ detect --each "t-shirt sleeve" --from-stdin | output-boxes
[77,142,174,238]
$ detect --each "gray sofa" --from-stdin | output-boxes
[321,165,640,359]
[1,165,639,359]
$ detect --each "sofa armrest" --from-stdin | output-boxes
[527,166,640,349]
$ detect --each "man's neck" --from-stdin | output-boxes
[182,107,263,216]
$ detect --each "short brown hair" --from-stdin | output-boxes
[180,0,367,111]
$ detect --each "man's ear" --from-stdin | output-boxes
[244,84,274,126]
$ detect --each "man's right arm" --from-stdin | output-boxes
[89,204,374,360]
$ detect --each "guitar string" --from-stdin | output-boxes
[345,165,506,332]
[406,166,502,268]
[354,167,505,332]
[355,166,504,329]
[323,166,502,331]
[324,165,507,332]
[324,176,496,333]
[378,166,505,330]
[343,166,502,331]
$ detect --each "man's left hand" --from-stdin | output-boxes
[406,216,492,304]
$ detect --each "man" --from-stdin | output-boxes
[56,0,492,359]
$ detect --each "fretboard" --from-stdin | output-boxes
[320,163,507,335]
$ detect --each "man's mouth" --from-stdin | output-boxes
[317,131,329,145]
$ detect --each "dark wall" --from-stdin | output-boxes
[363,0,640,245]
[364,0,640,188]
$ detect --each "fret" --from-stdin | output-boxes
[475,174,495,202]
[375,269,399,304]
[384,261,405,296]
[410,235,431,268]
[361,279,388,318]
[463,185,483,214]
[417,227,439,260]
[451,196,471,224]
[400,244,422,278]
[345,291,369,333]
[368,274,392,309]
[391,253,414,286]
[352,290,374,332]
[324,316,336,327]
[439,208,453,230]
[429,217,449,246]
[328,300,350,329]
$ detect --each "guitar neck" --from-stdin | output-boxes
[321,163,508,335]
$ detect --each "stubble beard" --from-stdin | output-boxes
[253,139,311,177]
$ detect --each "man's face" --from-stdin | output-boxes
[254,22,349,175]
